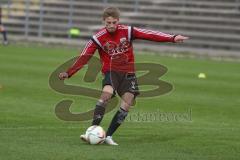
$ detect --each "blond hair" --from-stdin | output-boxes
[102,7,120,20]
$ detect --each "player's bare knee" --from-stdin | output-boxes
[100,85,114,104]
[103,85,114,93]
[121,92,135,108]
[99,92,112,104]
[121,98,135,111]
[98,92,113,107]
[121,100,133,108]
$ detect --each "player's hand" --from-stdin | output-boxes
[59,72,69,80]
[174,35,189,43]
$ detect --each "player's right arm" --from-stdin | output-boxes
[58,40,98,80]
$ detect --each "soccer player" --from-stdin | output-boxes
[59,7,188,145]
[0,7,8,45]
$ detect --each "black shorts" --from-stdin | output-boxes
[102,71,140,98]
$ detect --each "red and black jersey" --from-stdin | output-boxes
[67,24,175,77]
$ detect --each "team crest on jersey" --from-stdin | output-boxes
[120,37,127,43]
[103,38,131,56]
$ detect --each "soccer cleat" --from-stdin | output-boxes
[80,134,89,143]
[105,136,118,146]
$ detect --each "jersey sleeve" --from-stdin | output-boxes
[66,40,98,78]
[132,27,176,42]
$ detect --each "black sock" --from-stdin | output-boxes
[92,104,106,126]
[106,107,128,137]
[2,31,7,41]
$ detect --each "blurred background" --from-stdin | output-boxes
[1,0,240,57]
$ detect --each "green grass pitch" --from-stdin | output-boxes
[0,44,240,160]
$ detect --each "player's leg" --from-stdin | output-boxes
[106,92,134,135]
[91,85,114,125]
[105,92,135,145]
[80,85,114,142]
[80,71,117,143]
[91,71,118,126]
[105,73,139,145]
[119,92,135,111]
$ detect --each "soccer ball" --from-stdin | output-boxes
[85,125,106,145]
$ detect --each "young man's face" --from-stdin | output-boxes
[104,16,119,33]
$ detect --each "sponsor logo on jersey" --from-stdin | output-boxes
[103,38,131,56]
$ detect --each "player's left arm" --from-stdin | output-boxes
[132,27,189,43]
